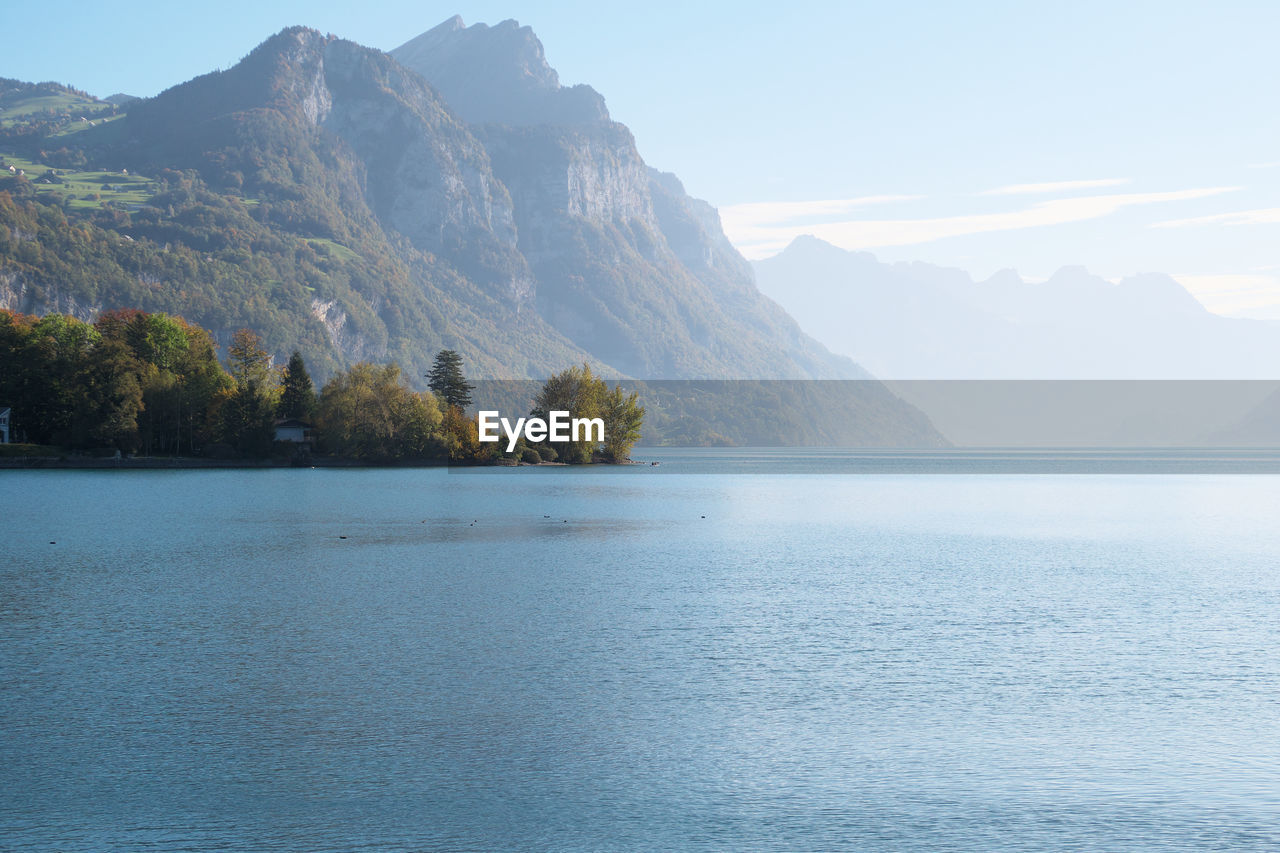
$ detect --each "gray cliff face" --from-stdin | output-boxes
[288,33,529,292]
[647,169,755,291]
[564,129,657,227]
[478,123,659,254]
[131,26,532,290]
[281,30,333,125]
[0,271,99,321]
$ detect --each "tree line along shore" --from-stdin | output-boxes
[0,308,643,466]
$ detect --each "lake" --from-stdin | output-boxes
[4,450,1280,850]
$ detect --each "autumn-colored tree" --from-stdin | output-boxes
[227,328,272,389]
[316,362,442,459]
[173,318,234,453]
[601,384,645,462]
[531,363,607,464]
[437,403,496,463]
[529,364,643,463]
[221,328,277,456]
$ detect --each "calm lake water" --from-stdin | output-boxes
[4,450,1280,850]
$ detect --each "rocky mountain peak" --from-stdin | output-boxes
[980,268,1025,289]
[434,14,465,33]
[391,17,608,126]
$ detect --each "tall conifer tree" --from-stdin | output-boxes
[278,350,317,420]
[427,349,474,410]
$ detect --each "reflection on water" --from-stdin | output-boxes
[3,453,1280,850]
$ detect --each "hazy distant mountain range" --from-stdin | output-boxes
[0,19,859,382]
[755,235,1280,379]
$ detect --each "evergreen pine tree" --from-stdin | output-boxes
[278,350,317,420]
[427,349,474,410]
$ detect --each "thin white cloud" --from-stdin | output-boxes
[1246,161,1280,169]
[721,195,924,259]
[721,195,923,226]
[725,186,1240,259]
[1151,207,1280,228]
[979,178,1130,196]
[1173,273,1280,316]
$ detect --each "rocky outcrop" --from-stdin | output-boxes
[316,36,530,290]
[0,271,99,321]
[310,297,388,362]
[647,169,754,292]
[478,123,658,250]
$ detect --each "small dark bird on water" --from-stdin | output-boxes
[49,541,56,544]
[339,535,347,539]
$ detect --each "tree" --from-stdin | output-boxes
[530,364,643,463]
[602,384,645,462]
[427,349,474,410]
[532,363,606,464]
[317,363,442,460]
[110,313,232,455]
[227,328,272,389]
[124,312,189,371]
[438,403,495,463]
[105,313,190,455]
[70,338,143,451]
[277,350,317,421]
[1,309,235,452]
[222,328,277,456]
[7,313,99,444]
[171,318,234,454]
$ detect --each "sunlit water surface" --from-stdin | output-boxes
[4,450,1280,850]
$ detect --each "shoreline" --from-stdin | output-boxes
[0,456,632,470]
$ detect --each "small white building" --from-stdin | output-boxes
[0,407,10,444]
[273,418,313,447]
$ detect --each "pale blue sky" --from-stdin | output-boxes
[9,1,1280,315]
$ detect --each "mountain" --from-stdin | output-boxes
[755,235,1280,379]
[0,23,864,384]
[391,18,856,379]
